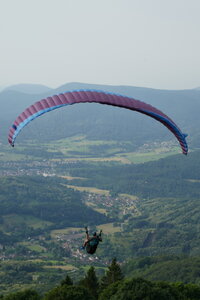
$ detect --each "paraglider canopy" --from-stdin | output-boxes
[8,89,188,155]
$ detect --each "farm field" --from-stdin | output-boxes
[0,136,179,164]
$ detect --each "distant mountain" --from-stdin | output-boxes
[0,86,6,92]
[4,83,52,94]
[1,82,200,150]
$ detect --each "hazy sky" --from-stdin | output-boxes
[1,0,200,89]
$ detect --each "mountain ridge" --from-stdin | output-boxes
[3,83,52,94]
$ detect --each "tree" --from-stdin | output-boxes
[99,278,180,300]
[79,266,99,299]
[44,285,94,300]
[60,275,73,286]
[3,289,41,300]
[100,258,124,289]
[173,282,200,300]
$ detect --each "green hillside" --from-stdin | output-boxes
[0,176,109,241]
[64,150,200,198]
[123,256,200,284]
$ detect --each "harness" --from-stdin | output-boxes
[86,237,99,254]
[89,238,99,246]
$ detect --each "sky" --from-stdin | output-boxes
[1,0,200,90]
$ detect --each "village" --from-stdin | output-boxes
[0,187,139,267]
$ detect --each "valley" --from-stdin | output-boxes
[0,84,200,296]
[0,137,200,294]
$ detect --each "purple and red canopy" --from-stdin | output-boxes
[8,89,188,154]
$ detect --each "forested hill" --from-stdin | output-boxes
[123,256,200,284]
[66,150,200,198]
[0,82,200,149]
[0,176,109,232]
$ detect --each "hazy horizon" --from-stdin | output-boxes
[1,0,200,90]
[1,81,200,92]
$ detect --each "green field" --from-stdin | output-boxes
[2,214,53,231]
[0,136,179,164]
[20,242,46,252]
[48,137,180,163]
[85,201,108,214]
[44,264,77,271]
[96,223,121,234]
[64,184,110,195]
[51,227,83,238]
[118,148,180,163]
